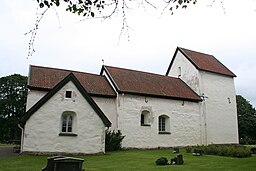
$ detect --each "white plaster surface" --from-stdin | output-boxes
[167,50,239,145]
[167,51,200,94]
[200,71,239,144]
[92,97,117,130]
[117,94,201,148]
[23,81,106,154]
[26,90,47,111]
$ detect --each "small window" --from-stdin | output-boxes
[65,91,72,98]
[178,67,181,77]
[62,114,73,133]
[158,115,170,134]
[159,116,165,132]
[59,112,77,136]
[141,110,150,126]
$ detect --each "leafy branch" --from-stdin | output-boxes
[25,0,197,57]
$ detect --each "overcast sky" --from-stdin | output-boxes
[0,0,256,107]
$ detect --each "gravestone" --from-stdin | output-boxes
[170,154,184,165]
[42,156,84,171]
[193,149,203,156]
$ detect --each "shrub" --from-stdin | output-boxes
[105,130,125,151]
[155,157,169,165]
[202,144,251,158]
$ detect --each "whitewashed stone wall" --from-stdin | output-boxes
[23,81,106,154]
[26,90,47,111]
[168,50,200,94]
[200,71,239,144]
[117,94,201,148]
[92,97,117,130]
[167,50,239,145]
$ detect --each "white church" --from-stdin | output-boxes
[20,47,239,155]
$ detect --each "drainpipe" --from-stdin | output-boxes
[202,100,208,145]
[18,124,24,154]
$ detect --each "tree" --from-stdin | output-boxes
[27,0,197,56]
[0,74,27,143]
[36,0,197,17]
[236,95,256,144]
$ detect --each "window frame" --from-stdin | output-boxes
[65,91,72,99]
[158,115,171,134]
[140,110,151,126]
[158,116,166,132]
[59,112,77,137]
[62,114,73,133]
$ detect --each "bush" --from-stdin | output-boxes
[203,144,251,158]
[155,157,169,165]
[105,130,125,151]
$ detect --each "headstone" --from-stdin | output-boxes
[170,154,184,165]
[42,156,64,171]
[42,156,84,171]
[176,154,184,165]
[193,149,203,156]
[54,157,84,171]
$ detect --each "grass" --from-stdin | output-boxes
[0,149,256,171]
[0,144,13,146]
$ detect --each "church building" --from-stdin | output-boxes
[20,47,239,155]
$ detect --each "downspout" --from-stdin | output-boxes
[18,124,24,154]
[202,100,208,145]
[200,71,208,145]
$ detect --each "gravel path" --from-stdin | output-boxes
[0,146,19,158]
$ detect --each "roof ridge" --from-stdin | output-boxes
[30,65,104,77]
[179,47,214,57]
[104,65,179,80]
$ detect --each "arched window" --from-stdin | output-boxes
[59,112,77,136]
[158,115,170,134]
[141,110,150,126]
[62,114,73,133]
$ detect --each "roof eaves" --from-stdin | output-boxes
[178,78,202,101]
[27,85,51,91]
[117,90,202,102]
[101,65,121,92]
[199,68,236,77]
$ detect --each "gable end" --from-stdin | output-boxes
[20,73,111,127]
[166,47,236,77]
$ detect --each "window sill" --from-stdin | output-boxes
[59,133,78,137]
[141,124,151,127]
[158,132,171,134]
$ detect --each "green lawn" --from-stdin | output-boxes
[0,149,256,171]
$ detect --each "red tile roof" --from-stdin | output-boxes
[28,65,116,97]
[178,47,236,77]
[103,66,201,102]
